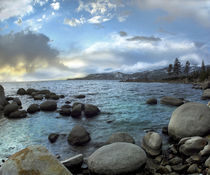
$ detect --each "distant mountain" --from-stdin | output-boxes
[68,65,207,81]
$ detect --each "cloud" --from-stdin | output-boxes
[119,31,127,37]
[0,31,69,81]
[50,2,60,10]
[117,10,131,22]
[135,0,210,27]
[14,18,22,25]
[64,17,86,27]
[88,15,111,24]
[127,36,161,42]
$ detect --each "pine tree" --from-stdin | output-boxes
[173,58,181,76]
[201,60,206,72]
[184,61,190,76]
[167,64,173,75]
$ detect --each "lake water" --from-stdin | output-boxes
[0,80,205,164]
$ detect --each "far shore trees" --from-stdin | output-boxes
[173,58,181,76]
[184,61,190,76]
[167,64,173,75]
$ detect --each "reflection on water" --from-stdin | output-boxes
[0,80,204,163]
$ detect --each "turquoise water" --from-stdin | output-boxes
[0,80,205,163]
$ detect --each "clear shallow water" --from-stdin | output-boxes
[0,80,205,163]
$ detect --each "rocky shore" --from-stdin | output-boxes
[0,83,210,175]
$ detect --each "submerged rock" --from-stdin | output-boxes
[17,88,26,95]
[27,104,40,114]
[71,103,83,118]
[106,132,135,144]
[48,133,59,143]
[146,98,157,105]
[40,100,57,111]
[1,145,72,175]
[160,96,184,106]
[8,110,27,119]
[84,104,100,117]
[68,125,90,146]
[141,132,162,156]
[88,142,147,175]
[168,102,210,140]
[59,108,71,116]
[12,98,21,106]
[75,94,86,99]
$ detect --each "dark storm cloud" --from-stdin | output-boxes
[0,30,69,72]
[127,35,161,42]
[119,31,127,37]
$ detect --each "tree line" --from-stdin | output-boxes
[167,58,210,82]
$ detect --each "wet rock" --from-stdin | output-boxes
[48,133,59,143]
[141,132,162,156]
[6,96,13,101]
[40,100,57,111]
[106,132,135,144]
[8,110,27,119]
[168,102,210,140]
[27,104,40,114]
[65,101,71,104]
[3,103,19,116]
[179,136,207,156]
[187,164,201,174]
[50,94,59,100]
[162,126,168,135]
[68,125,90,146]
[38,89,51,95]
[26,88,37,95]
[59,108,71,116]
[0,85,8,106]
[13,98,21,106]
[168,156,182,165]
[1,145,72,175]
[200,144,210,156]
[33,94,43,100]
[71,103,83,118]
[146,98,157,105]
[186,154,202,164]
[60,95,65,98]
[156,165,171,174]
[17,88,26,95]
[160,96,184,106]
[88,142,147,175]
[61,105,71,109]
[205,156,210,167]
[84,104,100,117]
[61,154,83,169]
[171,164,188,173]
[75,95,86,99]
[202,89,210,100]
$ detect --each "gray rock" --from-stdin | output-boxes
[200,144,210,156]
[40,100,57,111]
[61,154,83,169]
[84,104,100,117]
[59,108,71,116]
[168,156,182,165]
[3,104,19,116]
[33,94,43,100]
[27,104,40,114]
[160,96,184,106]
[38,89,51,95]
[48,133,59,143]
[71,103,83,118]
[50,94,59,100]
[141,132,162,156]
[146,98,157,105]
[179,136,207,156]
[68,125,90,146]
[88,142,147,175]
[1,145,72,175]
[171,164,188,173]
[75,95,86,99]
[202,89,210,100]
[17,88,26,95]
[26,88,37,95]
[8,110,27,119]
[106,132,135,144]
[205,156,210,167]
[187,164,201,174]
[12,98,21,106]
[0,85,8,106]
[168,102,210,140]
[202,82,210,90]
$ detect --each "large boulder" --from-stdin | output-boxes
[168,102,210,140]
[106,132,135,144]
[71,103,83,118]
[141,132,162,156]
[84,104,100,117]
[0,85,8,106]
[160,96,184,106]
[8,110,27,119]
[3,104,19,116]
[17,88,26,95]
[67,125,90,146]
[1,145,72,175]
[59,108,71,116]
[178,136,207,156]
[27,104,40,114]
[202,82,210,90]
[88,142,147,175]
[202,89,210,100]
[40,100,57,111]
[13,98,21,106]
[26,88,37,95]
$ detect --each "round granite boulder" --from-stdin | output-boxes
[3,103,19,116]
[27,104,40,114]
[168,102,210,140]
[40,100,57,111]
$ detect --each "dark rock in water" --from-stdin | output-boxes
[6,96,14,101]
[26,88,37,95]
[40,100,57,111]
[13,98,22,106]
[38,90,51,95]
[202,82,210,90]
[61,105,71,109]
[202,89,210,100]
[0,85,8,106]
[71,103,83,118]
[50,94,59,100]
[106,132,135,144]
[168,102,210,140]
[65,101,71,104]
[68,125,90,146]
[27,104,40,114]
[84,104,100,117]
[3,104,19,116]
[61,154,83,170]
[60,95,65,98]
[162,126,168,135]
[146,98,157,105]
[48,133,59,143]
[75,95,86,99]
[33,94,43,100]
[161,96,184,106]
[17,88,26,95]
[59,108,71,116]
[8,110,27,119]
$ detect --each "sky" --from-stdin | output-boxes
[0,0,210,81]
